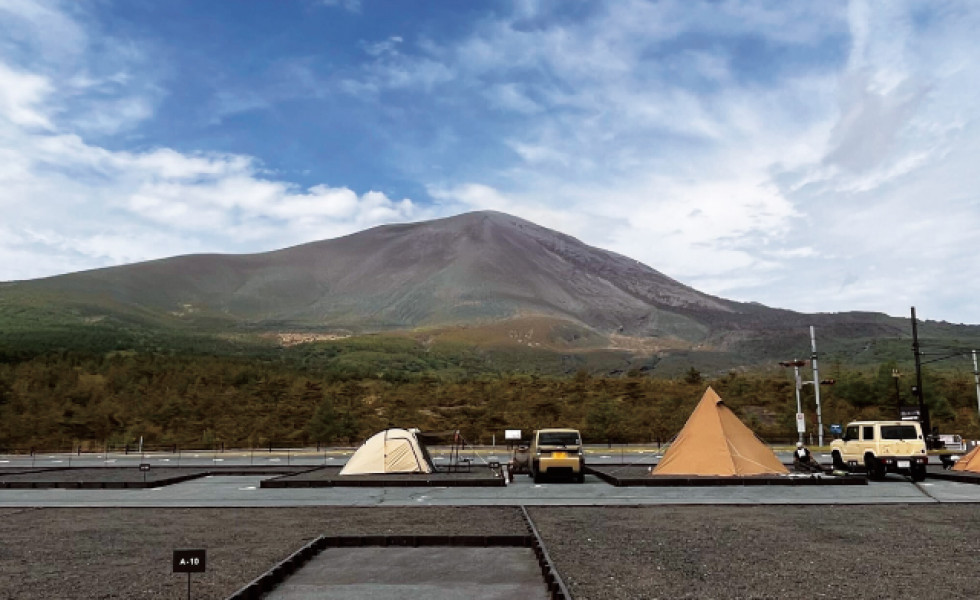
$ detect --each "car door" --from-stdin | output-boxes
[861,425,875,456]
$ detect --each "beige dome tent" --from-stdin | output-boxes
[952,445,980,473]
[652,387,788,477]
[340,428,436,475]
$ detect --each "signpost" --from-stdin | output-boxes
[173,549,206,600]
[139,463,150,485]
[796,412,806,434]
[900,407,921,421]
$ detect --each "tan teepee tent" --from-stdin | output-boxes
[652,387,788,477]
[952,445,980,473]
[340,428,435,475]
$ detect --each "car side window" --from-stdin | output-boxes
[844,426,859,441]
[862,426,874,440]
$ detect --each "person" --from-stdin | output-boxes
[793,441,822,473]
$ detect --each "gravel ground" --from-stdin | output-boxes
[0,507,526,600]
[0,467,316,489]
[2,505,979,599]
[0,468,59,476]
[528,505,980,600]
[0,467,215,485]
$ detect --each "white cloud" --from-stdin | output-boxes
[0,3,425,282]
[317,0,361,13]
[362,36,403,58]
[378,1,980,322]
[1,0,978,325]
[0,62,53,128]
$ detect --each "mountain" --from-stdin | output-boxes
[2,211,977,369]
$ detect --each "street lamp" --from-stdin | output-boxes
[779,359,807,445]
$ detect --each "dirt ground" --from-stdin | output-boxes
[1,505,978,599]
[528,505,980,600]
[0,507,525,600]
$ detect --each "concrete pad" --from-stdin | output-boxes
[264,547,547,600]
[915,479,980,502]
[0,471,970,508]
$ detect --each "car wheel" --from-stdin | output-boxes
[864,455,883,481]
[533,470,543,483]
[832,451,845,471]
[910,464,926,482]
[576,472,585,483]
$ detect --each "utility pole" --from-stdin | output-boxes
[910,307,930,437]
[973,350,980,422]
[810,326,824,447]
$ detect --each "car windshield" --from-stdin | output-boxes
[881,425,918,440]
[539,432,580,446]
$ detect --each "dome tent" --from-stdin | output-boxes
[652,387,788,477]
[340,428,436,475]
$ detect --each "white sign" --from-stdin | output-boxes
[504,429,522,440]
[796,412,806,433]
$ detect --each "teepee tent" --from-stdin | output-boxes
[340,428,436,475]
[952,445,980,473]
[652,387,788,477]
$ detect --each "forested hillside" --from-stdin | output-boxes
[1,348,977,451]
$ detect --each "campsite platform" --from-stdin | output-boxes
[924,467,980,485]
[262,465,507,488]
[0,466,313,489]
[586,465,867,486]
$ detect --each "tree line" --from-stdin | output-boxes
[1,351,977,451]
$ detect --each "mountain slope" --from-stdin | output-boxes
[5,212,729,335]
[2,211,976,364]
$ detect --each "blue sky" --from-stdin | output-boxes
[1,0,978,324]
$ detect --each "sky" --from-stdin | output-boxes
[1,0,977,325]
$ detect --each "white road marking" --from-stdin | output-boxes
[238,486,256,490]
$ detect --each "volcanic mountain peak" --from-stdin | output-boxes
[8,210,958,363]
